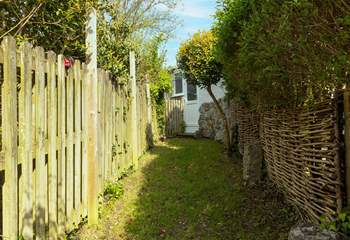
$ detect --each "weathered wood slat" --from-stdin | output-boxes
[129,52,138,169]
[111,83,116,177]
[66,67,74,224]
[106,72,112,179]
[2,36,19,240]
[97,69,103,193]
[19,42,34,239]
[34,46,46,239]
[81,63,88,217]
[47,50,58,239]
[74,60,82,223]
[57,54,66,236]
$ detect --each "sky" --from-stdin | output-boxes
[165,0,217,67]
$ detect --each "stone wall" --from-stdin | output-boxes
[197,99,234,143]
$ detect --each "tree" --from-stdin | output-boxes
[177,31,232,154]
[96,0,178,77]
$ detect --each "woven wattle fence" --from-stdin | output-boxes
[260,99,343,222]
[235,107,260,155]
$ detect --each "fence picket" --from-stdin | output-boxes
[47,50,58,238]
[74,60,82,221]
[19,42,34,239]
[34,46,46,239]
[81,63,88,216]
[66,67,74,225]
[111,83,116,177]
[2,36,19,240]
[97,69,103,193]
[57,54,66,236]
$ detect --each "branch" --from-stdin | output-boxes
[0,2,43,39]
[14,2,43,35]
[206,85,232,152]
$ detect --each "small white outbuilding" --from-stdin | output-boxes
[170,70,226,134]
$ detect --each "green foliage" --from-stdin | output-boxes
[103,181,124,200]
[137,34,172,134]
[151,70,172,134]
[214,0,350,109]
[0,0,96,58]
[177,31,222,89]
[0,0,178,79]
[96,0,178,78]
[18,235,25,240]
[320,212,350,235]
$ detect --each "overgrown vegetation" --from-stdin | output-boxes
[0,0,177,76]
[73,139,297,239]
[0,0,175,132]
[213,0,350,110]
[138,35,172,135]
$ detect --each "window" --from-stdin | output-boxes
[174,73,183,94]
[187,83,197,101]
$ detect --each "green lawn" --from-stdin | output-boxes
[73,138,297,240]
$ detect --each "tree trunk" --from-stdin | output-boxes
[206,85,232,156]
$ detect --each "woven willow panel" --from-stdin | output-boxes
[236,107,260,155]
[261,100,342,222]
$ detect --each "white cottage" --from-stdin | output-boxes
[170,70,226,134]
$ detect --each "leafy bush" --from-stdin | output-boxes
[177,31,222,88]
[214,0,350,110]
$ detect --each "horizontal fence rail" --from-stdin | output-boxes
[0,36,153,239]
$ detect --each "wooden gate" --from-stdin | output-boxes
[165,97,184,137]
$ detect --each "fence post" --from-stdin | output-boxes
[86,7,99,225]
[129,51,138,168]
[344,90,350,204]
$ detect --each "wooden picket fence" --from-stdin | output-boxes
[165,97,184,137]
[0,36,153,239]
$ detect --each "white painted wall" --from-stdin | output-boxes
[183,80,225,133]
[171,73,225,134]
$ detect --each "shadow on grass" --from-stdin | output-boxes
[123,138,297,240]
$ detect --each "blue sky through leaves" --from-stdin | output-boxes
[165,0,216,67]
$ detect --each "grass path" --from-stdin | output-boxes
[73,138,297,240]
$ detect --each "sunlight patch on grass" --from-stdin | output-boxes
[72,138,297,240]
